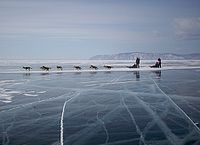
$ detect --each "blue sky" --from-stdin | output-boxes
[0,0,200,59]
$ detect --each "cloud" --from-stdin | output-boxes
[174,17,200,40]
[0,0,140,41]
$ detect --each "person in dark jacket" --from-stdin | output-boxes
[136,57,140,68]
[150,58,161,68]
[158,58,161,68]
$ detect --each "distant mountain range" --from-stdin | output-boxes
[90,52,200,60]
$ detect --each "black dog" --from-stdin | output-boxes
[104,65,113,69]
[40,66,51,71]
[74,66,82,70]
[57,66,63,70]
[90,65,98,70]
[23,66,32,71]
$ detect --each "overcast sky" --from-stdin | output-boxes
[0,0,200,59]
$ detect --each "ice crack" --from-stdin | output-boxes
[151,78,200,134]
[96,112,109,144]
[60,92,80,145]
[121,96,145,145]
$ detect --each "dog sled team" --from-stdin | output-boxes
[22,64,116,71]
[22,58,161,71]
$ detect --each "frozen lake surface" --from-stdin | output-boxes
[0,60,200,145]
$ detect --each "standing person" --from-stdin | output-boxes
[158,58,161,68]
[136,57,140,68]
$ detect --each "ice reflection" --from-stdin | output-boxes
[104,71,111,74]
[74,72,82,75]
[133,71,140,80]
[56,72,63,75]
[23,73,31,76]
[89,71,98,75]
[0,70,200,145]
[152,70,161,78]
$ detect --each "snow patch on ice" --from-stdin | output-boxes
[23,90,46,96]
[0,80,23,103]
[23,93,38,97]
[37,91,47,94]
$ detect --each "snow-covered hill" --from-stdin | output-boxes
[90,52,200,60]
